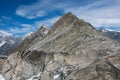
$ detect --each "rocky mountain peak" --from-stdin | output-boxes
[47,12,89,37]
[1,13,120,80]
[38,25,49,36]
[61,12,78,19]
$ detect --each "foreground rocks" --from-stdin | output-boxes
[2,13,120,80]
[2,50,120,80]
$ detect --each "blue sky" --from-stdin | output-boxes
[0,0,120,36]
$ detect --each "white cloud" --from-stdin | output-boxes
[65,0,120,27]
[16,0,48,19]
[16,0,120,28]
[1,16,11,20]
[14,0,120,34]
[16,9,26,17]
[15,0,80,19]
[7,16,60,35]
[16,8,45,19]
[9,27,32,34]
[34,16,60,27]
[21,24,32,27]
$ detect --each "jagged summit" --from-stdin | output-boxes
[47,12,94,37]
[38,25,49,35]
[61,12,82,21]
[64,12,73,15]
[61,12,79,19]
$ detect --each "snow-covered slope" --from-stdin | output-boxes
[0,41,6,47]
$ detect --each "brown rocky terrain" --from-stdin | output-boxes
[0,59,5,72]
[1,12,120,80]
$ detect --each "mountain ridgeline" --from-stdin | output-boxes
[0,31,23,56]
[19,25,49,50]
[2,12,120,80]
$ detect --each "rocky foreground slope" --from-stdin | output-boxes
[2,13,120,80]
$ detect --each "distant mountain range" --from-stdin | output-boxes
[0,25,49,57]
[101,28,120,41]
[0,30,23,57]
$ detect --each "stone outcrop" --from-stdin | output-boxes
[2,12,120,80]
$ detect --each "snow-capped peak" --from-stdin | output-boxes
[23,32,33,39]
[0,30,12,38]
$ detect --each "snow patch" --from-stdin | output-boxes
[9,40,15,44]
[43,29,48,35]
[24,32,33,39]
[60,67,67,76]
[27,72,41,80]
[53,74,60,79]
[0,74,5,80]
[48,60,53,64]
[0,41,6,47]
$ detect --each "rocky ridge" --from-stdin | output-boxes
[20,25,49,50]
[2,12,120,80]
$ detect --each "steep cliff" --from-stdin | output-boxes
[2,12,120,80]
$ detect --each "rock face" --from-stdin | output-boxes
[2,12,120,80]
